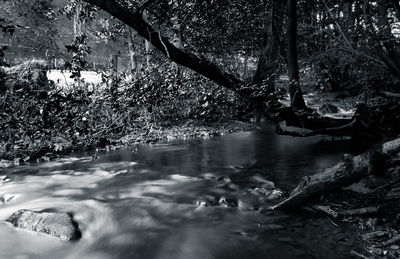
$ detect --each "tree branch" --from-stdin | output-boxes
[82,0,248,98]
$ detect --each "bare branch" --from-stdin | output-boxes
[321,0,354,50]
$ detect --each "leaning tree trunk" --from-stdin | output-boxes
[287,0,307,110]
[81,0,400,139]
[82,0,248,98]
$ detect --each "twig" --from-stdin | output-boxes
[327,216,342,229]
[350,250,371,259]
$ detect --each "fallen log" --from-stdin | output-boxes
[272,138,400,210]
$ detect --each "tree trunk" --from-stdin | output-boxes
[127,27,137,73]
[287,0,307,110]
[252,0,285,91]
[243,55,249,79]
[145,39,152,67]
[251,0,286,122]
[376,0,400,75]
[343,0,353,33]
[343,0,352,21]
[73,2,83,36]
[81,0,394,139]
[364,0,400,77]
[143,11,153,68]
[392,0,400,22]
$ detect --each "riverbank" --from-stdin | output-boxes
[1,61,256,166]
[0,119,257,167]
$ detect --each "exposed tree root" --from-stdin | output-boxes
[271,101,400,139]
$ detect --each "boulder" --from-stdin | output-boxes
[6,209,81,240]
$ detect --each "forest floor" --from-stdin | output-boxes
[327,177,400,258]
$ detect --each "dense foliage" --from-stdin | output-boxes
[1,0,400,159]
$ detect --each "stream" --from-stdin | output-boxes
[0,124,368,259]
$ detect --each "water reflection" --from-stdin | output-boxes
[0,124,367,259]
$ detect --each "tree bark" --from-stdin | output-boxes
[142,11,153,68]
[287,0,307,110]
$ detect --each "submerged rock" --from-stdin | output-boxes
[6,209,81,240]
[218,197,238,207]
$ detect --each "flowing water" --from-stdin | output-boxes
[0,125,368,259]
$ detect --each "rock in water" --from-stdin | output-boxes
[6,209,81,240]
